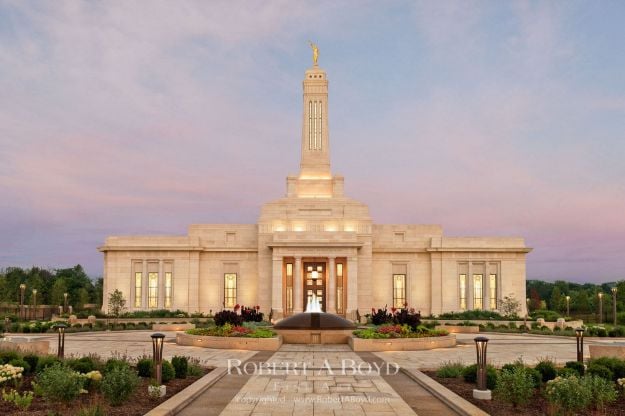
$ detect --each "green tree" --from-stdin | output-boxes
[77,288,89,309]
[107,289,126,322]
[50,278,68,306]
[550,287,562,312]
[94,278,104,307]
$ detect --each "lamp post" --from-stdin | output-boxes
[32,289,37,320]
[566,295,571,317]
[526,297,530,313]
[612,287,618,326]
[53,323,68,359]
[598,292,603,324]
[472,336,491,400]
[64,293,68,314]
[19,284,26,321]
[4,317,9,333]
[575,327,584,363]
[151,333,165,385]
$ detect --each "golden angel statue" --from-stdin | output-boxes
[309,41,319,65]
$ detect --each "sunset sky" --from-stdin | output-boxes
[1,1,624,282]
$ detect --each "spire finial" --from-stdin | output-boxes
[308,41,319,66]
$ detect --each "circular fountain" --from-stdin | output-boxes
[273,294,356,344]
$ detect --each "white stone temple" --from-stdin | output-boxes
[99,57,531,319]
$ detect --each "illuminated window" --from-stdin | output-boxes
[459,274,467,310]
[393,274,406,308]
[473,274,483,310]
[489,274,497,310]
[336,263,344,314]
[165,272,172,309]
[224,273,237,308]
[134,272,142,308]
[286,263,293,314]
[148,272,158,308]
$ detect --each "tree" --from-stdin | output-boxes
[107,289,126,323]
[529,288,541,311]
[94,278,104,308]
[77,288,89,309]
[50,278,68,306]
[550,287,562,312]
[499,294,521,317]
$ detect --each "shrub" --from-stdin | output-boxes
[557,367,578,378]
[172,356,188,379]
[187,357,203,377]
[436,361,464,378]
[100,365,139,406]
[8,358,30,375]
[214,310,242,327]
[36,363,84,403]
[370,306,393,326]
[23,354,38,374]
[588,356,625,380]
[35,355,61,374]
[75,404,106,416]
[161,360,175,383]
[565,361,585,376]
[581,375,617,410]
[1,389,33,411]
[462,364,497,390]
[495,366,535,407]
[393,308,421,330]
[545,376,591,414]
[437,310,504,320]
[0,350,20,364]
[596,327,608,337]
[608,326,624,337]
[67,357,97,374]
[530,309,561,321]
[587,363,613,381]
[617,311,625,325]
[240,306,264,322]
[535,359,557,382]
[104,357,130,374]
[137,358,152,378]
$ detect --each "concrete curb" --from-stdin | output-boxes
[143,367,228,416]
[401,368,489,416]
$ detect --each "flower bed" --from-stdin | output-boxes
[0,349,209,415]
[186,323,276,338]
[425,356,625,415]
[350,324,454,351]
[353,324,449,339]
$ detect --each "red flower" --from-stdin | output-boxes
[255,305,260,310]
[403,302,408,308]
[391,307,397,314]
[371,308,376,313]
[234,304,240,311]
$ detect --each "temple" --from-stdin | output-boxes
[99,57,531,319]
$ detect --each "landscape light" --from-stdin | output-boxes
[151,333,165,385]
[472,336,491,400]
[575,327,584,363]
[53,323,68,359]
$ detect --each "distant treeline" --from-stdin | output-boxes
[527,279,625,314]
[0,265,102,308]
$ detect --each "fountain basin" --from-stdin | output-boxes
[273,312,356,344]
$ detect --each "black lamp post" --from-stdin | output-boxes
[612,287,618,326]
[53,323,68,359]
[32,289,37,320]
[566,295,570,317]
[19,284,26,321]
[64,293,68,314]
[473,336,491,400]
[575,327,584,363]
[151,333,165,385]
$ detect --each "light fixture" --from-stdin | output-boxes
[575,327,584,362]
[53,323,68,359]
[612,287,618,325]
[151,333,166,385]
[472,336,491,400]
[311,270,319,280]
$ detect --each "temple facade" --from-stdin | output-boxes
[99,60,531,319]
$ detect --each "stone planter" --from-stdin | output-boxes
[176,332,282,351]
[589,344,625,359]
[435,325,479,334]
[152,323,196,331]
[348,334,456,352]
[148,384,166,398]
[273,328,353,344]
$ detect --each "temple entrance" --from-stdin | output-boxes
[303,262,326,312]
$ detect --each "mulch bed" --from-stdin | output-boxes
[423,371,625,416]
[0,369,210,416]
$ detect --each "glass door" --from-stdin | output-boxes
[303,262,325,312]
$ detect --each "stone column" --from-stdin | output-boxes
[327,257,337,313]
[271,256,283,318]
[158,260,164,309]
[346,256,358,319]
[467,264,474,310]
[142,261,148,309]
[293,257,303,313]
[188,252,200,313]
[483,273,490,311]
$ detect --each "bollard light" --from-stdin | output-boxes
[612,287,618,326]
[64,293,68,314]
[32,289,38,320]
[598,292,603,324]
[473,336,491,400]
[575,327,584,363]
[151,333,165,385]
[19,284,26,321]
[53,323,68,359]
[566,295,571,317]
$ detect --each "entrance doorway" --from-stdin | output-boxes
[303,262,326,312]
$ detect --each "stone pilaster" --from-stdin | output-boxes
[294,257,303,313]
[347,256,358,318]
[327,257,336,313]
[271,256,283,317]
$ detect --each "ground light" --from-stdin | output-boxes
[53,323,67,359]
[575,327,584,362]
[472,336,491,400]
